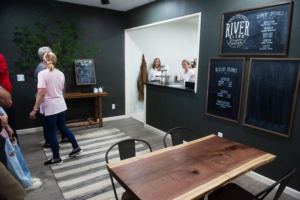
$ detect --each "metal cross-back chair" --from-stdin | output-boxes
[105,139,152,200]
[163,127,196,147]
[207,168,296,200]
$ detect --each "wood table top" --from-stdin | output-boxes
[65,92,108,99]
[107,135,276,200]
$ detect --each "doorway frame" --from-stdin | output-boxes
[125,12,202,124]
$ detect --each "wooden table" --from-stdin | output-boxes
[107,134,275,200]
[64,92,108,128]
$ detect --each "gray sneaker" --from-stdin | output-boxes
[25,181,42,191]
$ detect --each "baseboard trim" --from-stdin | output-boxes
[129,112,144,118]
[144,123,166,136]
[18,127,44,135]
[144,123,300,198]
[102,115,129,122]
[17,115,129,135]
[246,171,300,199]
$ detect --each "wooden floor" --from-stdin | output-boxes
[20,118,296,200]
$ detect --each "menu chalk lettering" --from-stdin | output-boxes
[220,1,293,55]
[206,58,245,123]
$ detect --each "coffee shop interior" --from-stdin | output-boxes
[0,0,300,200]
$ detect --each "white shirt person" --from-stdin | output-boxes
[182,59,195,81]
[183,69,195,81]
[148,58,162,82]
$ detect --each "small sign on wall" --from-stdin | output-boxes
[74,59,96,85]
[17,74,25,81]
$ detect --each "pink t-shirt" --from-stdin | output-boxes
[38,69,67,116]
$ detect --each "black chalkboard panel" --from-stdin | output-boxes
[243,58,300,138]
[74,59,97,85]
[206,58,245,123]
[220,1,293,55]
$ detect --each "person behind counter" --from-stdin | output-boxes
[148,58,161,82]
[191,58,197,77]
[182,59,195,81]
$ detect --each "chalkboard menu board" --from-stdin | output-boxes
[74,59,96,85]
[220,1,293,55]
[206,58,245,123]
[243,58,300,138]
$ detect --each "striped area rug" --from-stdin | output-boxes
[43,128,150,200]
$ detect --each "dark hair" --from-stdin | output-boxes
[192,58,197,69]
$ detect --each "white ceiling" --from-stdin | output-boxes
[56,0,156,12]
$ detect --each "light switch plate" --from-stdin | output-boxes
[112,104,115,109]
[218,132,223,137]
[17,74,25,81]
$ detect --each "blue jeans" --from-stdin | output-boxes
[5,137,32,188]
[14,142,32,179]
[42,113,66,144]
[43,111,79,159]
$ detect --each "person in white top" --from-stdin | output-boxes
[148,58,161,82]
[182,59,195,81]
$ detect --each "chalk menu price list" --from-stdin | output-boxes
[220,1,293,55]
[259,11,284,51]
[216,77,233,108]
[206,58,245,123]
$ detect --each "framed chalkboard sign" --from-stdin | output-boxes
[219,1,293,55]
[243,58,300,138]
[206,58,245,123]
[74,59,96,85]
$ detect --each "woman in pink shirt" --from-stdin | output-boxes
[29,52,82,166]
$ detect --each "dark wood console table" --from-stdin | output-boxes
[64,92,108,128]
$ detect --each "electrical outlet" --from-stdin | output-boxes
[218,132,223,137]
[112,104,115,109]
[17,74,25,81]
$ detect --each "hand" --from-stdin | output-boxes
[12,137,17,144]
[0,113,8,127]
[6,125,14,141]
[9,132,13,143]
[10,136,17,144]
[6,125,13,135]
[29,110,37,120]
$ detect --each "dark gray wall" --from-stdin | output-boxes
[126,0,300,190]
[0,0,125,129]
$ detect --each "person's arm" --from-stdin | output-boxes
[29,88,46,120]
[0,87,12,108]
[0,107,6,115]
[148,69,152,82]
[148,69,154,82]
[190,70,195,79]
[30,72,47,120]
[0,107,8,127]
